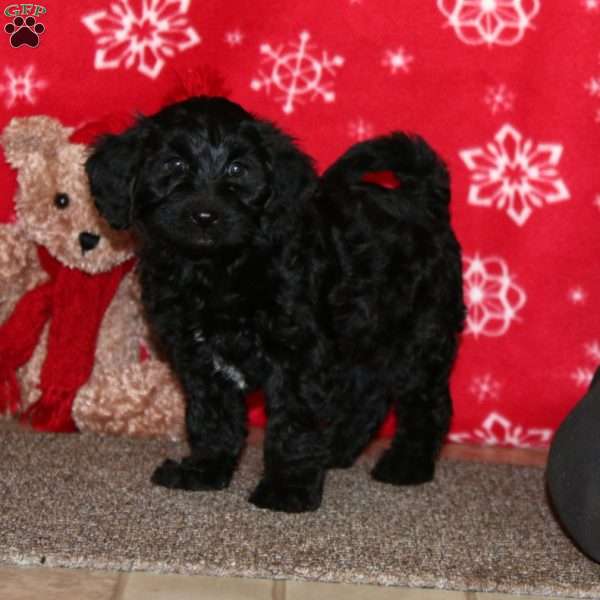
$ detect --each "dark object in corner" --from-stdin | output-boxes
[547,367,600,562]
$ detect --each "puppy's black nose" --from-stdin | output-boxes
[190,210,219,227]
[79,231,101,254]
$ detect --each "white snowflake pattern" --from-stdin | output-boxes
[0,65,47,108]
[449,412,552,448]
[225,29,244,47]
[568,286,587,305]
[460,124,570,227]
[470,373,502,403]
[348,118,373,141]
[570,341,600,388]
[582,0,600,11]
[463,254,527,338]
[82,0,201,80]
[586,340,600,362]
[572,368,594,388]
[382,47,414,74]
[437,0,541,47]
[585,76,600,97]
[584,55,600,122]
[484,83,515,114]
[250,31,344,115]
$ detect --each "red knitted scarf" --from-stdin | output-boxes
[0,246,134,432]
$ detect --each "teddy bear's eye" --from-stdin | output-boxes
[54,193,70,210]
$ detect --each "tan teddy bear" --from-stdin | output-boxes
[0,115,184,439]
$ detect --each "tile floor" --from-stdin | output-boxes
[0,566,572,600]
[1,438,560,600]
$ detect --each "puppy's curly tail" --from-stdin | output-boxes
[321,133,450,217]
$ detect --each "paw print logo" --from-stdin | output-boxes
[5,16,45,48]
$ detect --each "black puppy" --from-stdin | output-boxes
[86,97,464,512]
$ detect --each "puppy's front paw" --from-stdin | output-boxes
[249,478,323,513]
[371,449,435,486]
[151,457,234,491]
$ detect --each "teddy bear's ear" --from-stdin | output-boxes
[0,116,73,168]
[85,125,143,231]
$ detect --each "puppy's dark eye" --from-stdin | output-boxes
[54,193,70,209]
[227,161,247,178]
[163,158,188,175]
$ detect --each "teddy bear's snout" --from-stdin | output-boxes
[79,231,101,254]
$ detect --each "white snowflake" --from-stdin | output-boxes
[437,0,541,47]
[585,341,600,362]
[250,31,344,115]
[382,47,414,74]
[571,367,594,388]
[460,124,570,227]
[484,83,515,114]
[348,118,373,141]
[0,65,47,108]
[582,0,600,11]
[470,373,502,403]
[82,0,201,80]
[568,286,587,305]
[585,76,600,97]
[449,412,552,448]
[594,194,600,210]
[570,341,600,388]
[584,55,600,123]
[225,29,244,47]
[463,254,526,338]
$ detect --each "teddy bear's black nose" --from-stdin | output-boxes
[79,231,101,254]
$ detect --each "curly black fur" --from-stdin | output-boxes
[86,96,465,512]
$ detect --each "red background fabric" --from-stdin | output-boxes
[1,0,598,447]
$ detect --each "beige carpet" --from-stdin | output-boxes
[1,428,599,597]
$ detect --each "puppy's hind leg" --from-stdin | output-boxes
[151,369,247,492]
[372,377,452,486]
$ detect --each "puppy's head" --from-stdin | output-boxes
[86,97,317,254]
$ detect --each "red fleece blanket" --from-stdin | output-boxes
[1,1,598,447]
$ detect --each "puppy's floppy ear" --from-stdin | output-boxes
[85,126,143,230]
[243,120,317,208]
